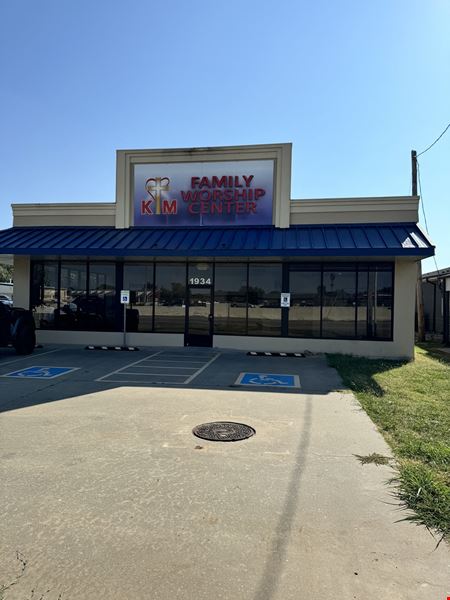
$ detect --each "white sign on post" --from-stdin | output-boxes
[120,290,130,304]
[280,293,291,308]
[120,290,130,347]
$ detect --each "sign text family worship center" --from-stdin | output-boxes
[133,159,274,226]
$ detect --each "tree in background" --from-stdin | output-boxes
[0,264,13,282]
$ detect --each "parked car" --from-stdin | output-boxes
[0,294,13,307]
[0,303,36,354]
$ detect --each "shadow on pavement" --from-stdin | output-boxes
[0,346,344,413]
[252,396,312,600]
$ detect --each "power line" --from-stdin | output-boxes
[417,122,450,157]
[417,159,440,275]
[416,161,430,232]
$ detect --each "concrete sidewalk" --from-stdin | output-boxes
[1,382,449,598]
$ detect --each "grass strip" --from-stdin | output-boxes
[328,345,450,541]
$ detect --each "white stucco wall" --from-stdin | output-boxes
[391,258,418,358]
[36,330,185,348]
[13,255,30,308]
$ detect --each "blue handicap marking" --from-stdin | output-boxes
[2,366,79,379]
[236,372,300,388]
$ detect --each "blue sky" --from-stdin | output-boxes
[0,0,449,271]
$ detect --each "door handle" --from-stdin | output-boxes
[208,314,213,320]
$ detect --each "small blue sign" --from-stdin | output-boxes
[236,372,300,388]
[2,366,79,379]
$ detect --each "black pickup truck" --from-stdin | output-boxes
[0,302,36,354]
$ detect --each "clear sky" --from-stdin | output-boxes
[0,0,449,271]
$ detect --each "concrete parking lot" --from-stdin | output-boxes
[0,345,448,599]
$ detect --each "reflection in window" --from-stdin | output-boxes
[188,263,213,287]
[370,269,393,338]
[357,266,394,339]
[31,262,59,329]
[87,264,116,330]
[28,260,394,341]
[214,264,248,335]
[154,264,186,332]
[247,264,282,336]
[59,262,87,330]
[289,269,321,337]
[124,264,154,332]
[356,269,369,339]
[322,268,356,338]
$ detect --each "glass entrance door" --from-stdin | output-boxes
[185,288,213,347]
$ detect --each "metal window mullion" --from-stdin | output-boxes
[115,261,124,332]
[354,264,358,339]
[211,262,216,337]
[390,263,395,341]
[246,262,249,336]
[319,264,324,338]
[56,259,61,328]
[86,260,90,297]
[281,262,289,337]
[184,260,189,340]
[151,261,156,332]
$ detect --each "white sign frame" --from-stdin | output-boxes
[115,143,292,229]
[280,292,291,308]
[120,290,130,304]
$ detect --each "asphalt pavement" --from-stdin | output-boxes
[0,345,448,599]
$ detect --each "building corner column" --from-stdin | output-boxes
[13,255,31,309]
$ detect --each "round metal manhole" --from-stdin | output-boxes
[192,421,255,442]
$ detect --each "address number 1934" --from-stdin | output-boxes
[189,277,211,286]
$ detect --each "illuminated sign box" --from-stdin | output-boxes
[133,160,274,227]
[116,144,292,229]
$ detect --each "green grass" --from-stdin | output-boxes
[328,345,450,541]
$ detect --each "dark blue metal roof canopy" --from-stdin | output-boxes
[0,224,434,257]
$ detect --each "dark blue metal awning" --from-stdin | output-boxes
[0,224,434,257]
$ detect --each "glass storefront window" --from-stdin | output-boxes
[29,260,393,341]
[322,268,357,338]
[31,262,59,329]
[357,265,393,339]
[247,264,282,336]
[123,264,154,332]
[87,264,116,331]
[59,262,88,330]
[356,269,369,339]
[188,263,213,287]
[289,269,322,338]
[214,264,248,335]
[368,267,393,339]
[154,264,186,332]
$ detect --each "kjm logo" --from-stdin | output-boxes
[141,177,177,216]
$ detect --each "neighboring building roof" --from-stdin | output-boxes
[423,267,450,280]
[0,223,434,258]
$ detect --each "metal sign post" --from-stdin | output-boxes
[120,290,130,347]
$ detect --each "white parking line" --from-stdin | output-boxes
[130,365,198,370]
[96,350,221,385]
[140,359,206,363]
[95,350,163,382]
[184,353,221,384]
[0,348,60,369]
[117,372,187,377]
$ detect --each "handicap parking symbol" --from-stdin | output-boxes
[235,372,300,388]
[2,366,79,379]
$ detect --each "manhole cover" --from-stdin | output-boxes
[192,421,255,442]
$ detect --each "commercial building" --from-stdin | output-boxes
[421,266,450,344]
[0,143,434,358]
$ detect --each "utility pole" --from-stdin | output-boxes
[412,150,425,343]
